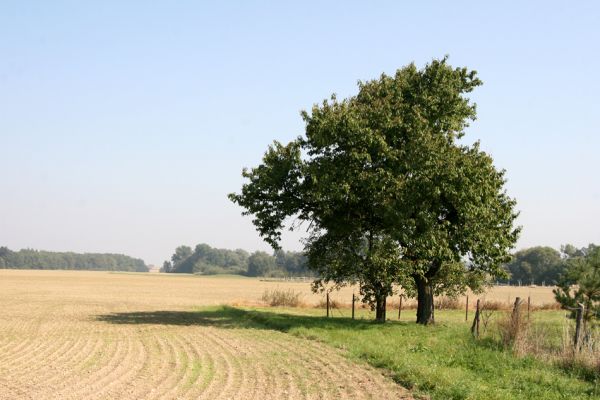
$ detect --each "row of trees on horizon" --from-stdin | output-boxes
[162,242,596,286]
[0,246,148,272]
[162,243,311,277]
[2,242,594,285]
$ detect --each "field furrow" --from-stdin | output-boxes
[0,270,410,399]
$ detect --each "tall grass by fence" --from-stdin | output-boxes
[256,289,599,380]
[469,297,600,379]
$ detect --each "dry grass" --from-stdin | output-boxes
[0,270,410,399]
[496,300,530,351]
[434,297,461,310]
[558,321,600,377]
[486,300,600,380]
[261,289,304,307]
[534,302,562,311]
[316,296,344,309]
[387,297,416,310]
[0,268,559,310]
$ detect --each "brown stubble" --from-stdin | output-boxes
[0,270,410,399]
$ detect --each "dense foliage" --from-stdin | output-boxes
[503,246,564,285]
[0,246,148,272]
[554,244,600,322]
[229,58,520,323]
[164,243,309,277]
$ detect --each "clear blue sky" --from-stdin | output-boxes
[1,1,598,266]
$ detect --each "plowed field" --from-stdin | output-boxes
[0,270,410,399]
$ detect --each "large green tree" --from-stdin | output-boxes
[230,58,519,324]
[504,246,564,285]
[170,245,193,268]
[247,251,279,277]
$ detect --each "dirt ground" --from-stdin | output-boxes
[0,270,412,399]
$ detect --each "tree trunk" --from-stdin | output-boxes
[375,293,387,322]
[415,275,435,325]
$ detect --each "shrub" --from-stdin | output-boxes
[261,289,303,307]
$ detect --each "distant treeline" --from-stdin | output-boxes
[164,242,598,284]
[502,243,597,285]
[163,243,310,277]
[0,246,148,272]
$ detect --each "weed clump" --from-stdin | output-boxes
[497,299,530,353]
[490,300,599,381]
[261,289,303,307]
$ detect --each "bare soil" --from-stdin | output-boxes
[0,270,411,399]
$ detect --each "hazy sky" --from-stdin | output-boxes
[1,1,599,266]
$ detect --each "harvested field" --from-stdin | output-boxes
[0,270,410,399]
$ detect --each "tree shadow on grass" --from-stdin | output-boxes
[95,306,407,333]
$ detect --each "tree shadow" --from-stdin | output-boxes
[95,306,407,333]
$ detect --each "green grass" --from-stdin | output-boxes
[186,358,203,389]
[189,306,598,400]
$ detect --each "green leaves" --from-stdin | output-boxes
[554,245,600,321]
[230,57,520,318]
[228,140,304,248]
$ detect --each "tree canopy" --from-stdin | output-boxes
[503,246,564,285]
[230,57,520,324]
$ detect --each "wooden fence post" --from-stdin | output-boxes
[527,296,531,321]
[574,303,585,350]
[470,299,480,338]
[351,293,355,320]
[326,293,330,318]
[465,295,469,322]
[512,297,521,319]
[398,295,403,320]
[476,300,480,337]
